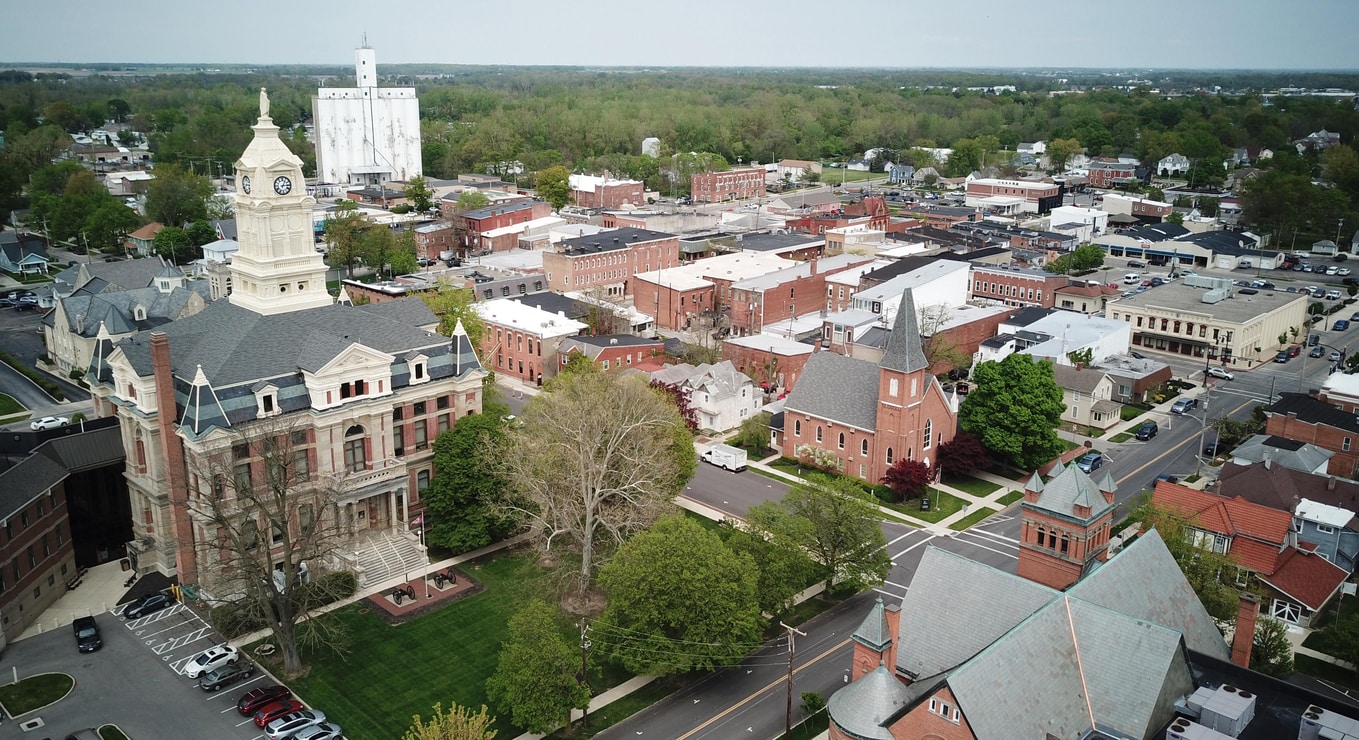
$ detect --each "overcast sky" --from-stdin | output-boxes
[7,0,1358,70]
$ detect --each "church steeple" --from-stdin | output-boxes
[228,88,332,316]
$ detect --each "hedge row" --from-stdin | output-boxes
[210,570,359,639]
[0,351,64,401]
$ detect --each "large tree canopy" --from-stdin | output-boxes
[959,353,1065,471]
[746,475,891,592]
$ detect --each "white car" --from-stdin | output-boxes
[1206,367,1234,381]
[181,643,240,679]
[265,710,328,740]
[29,416,70,431]
[1339,267,1352,276]
[292,722,344,740]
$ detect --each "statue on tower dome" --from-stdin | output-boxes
[259,87,270,119]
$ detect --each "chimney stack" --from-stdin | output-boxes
[151,332,198,586]
[1329,476,1339,491]
[1231,593,1260,669]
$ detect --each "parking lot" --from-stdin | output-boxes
[0,598,285,740]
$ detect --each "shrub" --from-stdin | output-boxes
[801,691,826,716]
[210,569,359,638]
[0,351,63,401]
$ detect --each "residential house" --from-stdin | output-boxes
[1219,459,1359,573]
[1089,354,1172,404]
[1157,153,1191,176]
[104,170,155,197]
[1051,364,1120,431]
[690,168,765,204]
[910,166,941,185]
[1229,435,1334,475]
[474,298,587,386]
[1053,282,1119,315]
[650,360,760,433]
[1153,480,1346,627]
[0,230,51,275]
[545,227,680,298]
[886,162,915,184]
[124,223,164,257]
[201,239,239,264]
[557,334,664,373]
[778,289,956,483]
[1264,382,1359,478]
[765,191,842,216]
[1085,159,1139,188]
[775,160,822,182]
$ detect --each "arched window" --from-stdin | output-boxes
[886,447,894,465]
[923,419,933,449]
[794,420,801,436]
[816,426,823,443]
[837,432,845,450]
[344,425,367,473]
[861,439,868,456]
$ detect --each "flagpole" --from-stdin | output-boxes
[421,515,430,600]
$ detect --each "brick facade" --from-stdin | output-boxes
[544,229,680,297]
[449,201,551,254]
[723,341,813,392]
[970,265,1067,308]
[0,485,78,645]
[690,168,766,204]
[1265,410,1359,479]
[572,179,644,209]
[413,223,456,260]
[882,687,977,740]
[1016,469,1116,591]
[728,256,875,337]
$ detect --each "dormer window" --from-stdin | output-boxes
[407,354,429,385]
[254,383,280,418]
[133,305,147,321]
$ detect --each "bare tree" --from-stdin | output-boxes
[188,416,355,677]
[494,373,697,595]
[917,303,969,372]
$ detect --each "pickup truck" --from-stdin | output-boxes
[73,615,102,653]
[701,443,748,472]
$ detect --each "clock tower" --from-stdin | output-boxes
[228,88,332,316]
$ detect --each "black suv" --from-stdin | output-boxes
[1135,421,1159,440]
[73,616,102,652]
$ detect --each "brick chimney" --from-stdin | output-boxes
[151,332,198,585]
[884,603,901,671]
[1231,593,1260,668]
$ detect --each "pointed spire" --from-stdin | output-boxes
[335,285,353,306]
[879,289,929,373]
[450,319,484,378]
[86,321,115,386]
[1024,470,1045,494]
[1097,471,1117,494]
[852,596,893,651]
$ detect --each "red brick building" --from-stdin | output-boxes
[969,264,1067,308]
[1086,159,1138,188]
[1017,461,1117,590]
[557,335,665,373]
[690,167,765,204]
[723,335,815,393]
[964,178,1062,214]
[728,254,875,337]
[543,228,680,298]
[473,298,589,385]
[413,222,457,260]
[780,289,956,483]
[451,201,552,254]
[569,175,645,209]
[633,252,795,331]
[841,196,891,231]
[1264,391,1359,478]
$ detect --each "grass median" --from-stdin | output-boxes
[0,672,73,716]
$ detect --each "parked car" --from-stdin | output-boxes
[1076,452,1104,474]
[1123,273,1142,284]
[199,661,256,691]
[254,699,306,728]
[1350,312,1359,322]
[30,416,70,431]
[1127,260,1146,268]
[1204,441,1221,457]
[1275,351,1291,363]
[1328,266,1341,275]
[1171,398,1199,414]
[1326,289,1343,300]
[1155,473,1180,484]
[1330,350,1343,362]
[122,591,173,619]
[1289,344,1303,357]
[265,710,328,740]
[1206,367,1234,380]
[1340,268,1353,276]
[72,616,101,653]
[182,644,241,678]
[1135,421,1159,441]
[238,685,293,716]
[1150,277,1166,286]
[1311,346,1326,358]
[292,723,345,740]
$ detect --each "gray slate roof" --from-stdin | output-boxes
[1051,364,1108,394]
[1230,433,1334,473]
[0,427,125,518]
[852,597,893,652]
[826,663,912,740]
[879,289,928,374]
[782,352,881,432]
[47,283,209,337]
[1027,461,1116,522]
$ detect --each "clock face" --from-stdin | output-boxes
[273,176,292,195]
[241,176,251,194]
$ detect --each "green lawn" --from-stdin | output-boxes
[883,489,966,524]
[1120,405,1147,422]
[941,474,999,497]
[997,491,1024,506]
[285,552,608,739]
[821,168,880,184]
[0,393,23,416]
[949,507,999,531]
[782,711,830,739]
[1109,432,1133,443]
[0,672,73,716]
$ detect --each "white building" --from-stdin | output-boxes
[312,46,422,185]
[649,361,760,433]
[1157,153,1191,176]
[975,311,1132,368]
[1049,206,1109,242]
[641,137,660,157]
[848,259,971,327]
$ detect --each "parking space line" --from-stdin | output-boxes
[960,528,1019,547]
[892,536,935,562]
[153,626,214,654]
[212,676,267,705]
[944,538,1018,560]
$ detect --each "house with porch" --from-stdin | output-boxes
[1051,364,1120,431]
[649,360,760,433]
[0,230,51,275]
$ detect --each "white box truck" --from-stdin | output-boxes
[701,443,747,472]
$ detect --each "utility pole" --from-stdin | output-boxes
[780,621,807,737]
[579,620,593,729]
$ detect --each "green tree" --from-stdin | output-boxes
[84,201,143,254]
[1068,244,1105,271]
[731,411,772,454]
[186,219,217,246]
[1127,497,1242,623]
[746,475,891,592]
[1046,138,1083,173]
[323,200,368,277]
[497,373,697,593]
[405,175,435,213]
[152,225,195,264]
[425,414,516,553]
[881,458,931,503]
[403,702,498,740]
[536,165,572,210]
[959,353,1065,471]
[106,98,132,122]
[419,280,485,343]
[718,519,818,615]
[1166,211,1186,225]
[597,515,764,675]
[486,601,589,734]
[456,190,490,212]
[145,164,214,226]
[1250,617,1295,678]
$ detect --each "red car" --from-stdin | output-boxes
[238,685,292,716]
[254,698,305,727]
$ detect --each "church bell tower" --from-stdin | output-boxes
[228,88,332,316]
